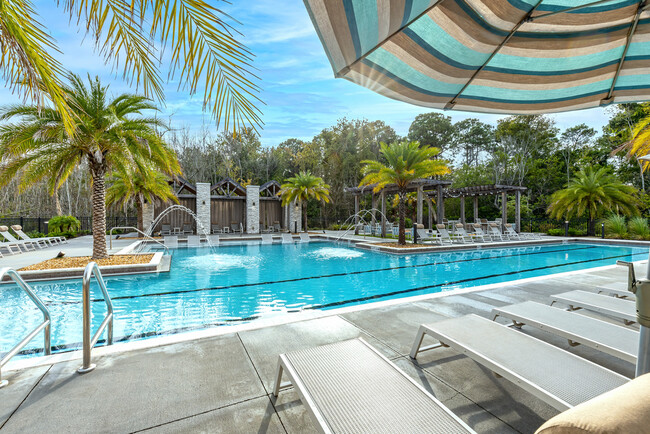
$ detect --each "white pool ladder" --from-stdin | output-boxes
[0,267,51,388]
[77,262,114,374]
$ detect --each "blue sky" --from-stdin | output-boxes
[16,0,614,146]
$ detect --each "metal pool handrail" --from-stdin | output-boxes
[109,226,169,254]
[0,267,51,388]
[78,262,114,374]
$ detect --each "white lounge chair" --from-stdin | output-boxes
[435,224,456,244]
[550,290,636,325]
[10,224,60,248]
[454,224,476,243]
[0,226,37,251]
[273,221,281,232]
[299,232,310,243]
[487,222,504,241]
[211,224,223,234]
[410,314,629,411]
[504,224,521,240]
[163,236,178,248]
[470,224,489,243]
[416,228,440,244]
[182,223,193,235]
[492,301,638,363]
[281,233,294,244]
[273,339,475,433]
[230,222,241,233]
[0,240,21,255]
[160,224,172,236]
[187,235,200,247]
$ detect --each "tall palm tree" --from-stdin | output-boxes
[0,0,261,134]
[106,165,179,232]
[547,166,640,236]
[0,74,181,258]
[279,172,331,232]
[359,141,450,245]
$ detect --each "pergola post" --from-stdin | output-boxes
[354,195,359,235]
[515,190,521,233]
[473,196,479,223]
[436,185,444,223]
[426,197,433,228]
[381,191,386,237]
[371,194,377,225]
[501,192,507,232]
[460,196,466,225]
[417,186,423,225]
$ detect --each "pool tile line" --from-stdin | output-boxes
[37,245,602,307]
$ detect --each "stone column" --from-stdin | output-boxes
[417,186,423,225]
[380,191,386,237]
[473,196,479,223]
[354,195,360,235]
[142,200,155,233]
[196,182,211,235]
[288,201,302,232]
[246,185,260,234]
[436,185,444,223]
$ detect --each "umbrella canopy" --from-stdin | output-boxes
[303,0,650,114]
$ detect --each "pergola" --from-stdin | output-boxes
[434,184,527,232]
[344,179,452,234]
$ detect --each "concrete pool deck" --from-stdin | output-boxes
[0,257,644,433]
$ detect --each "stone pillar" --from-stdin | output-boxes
[371,194,377,225]
[196,182,211,235]
[354,195,360,235]
[142,200,155,233]
[246,185,260,234]
[426,197,433,228]
[473,196,479,223]
[515,190,521,233]
[289,201,302,232]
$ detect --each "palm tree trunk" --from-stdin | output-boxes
[54,189,63,216]
[398,190,406,245]
[303,201,308,232]
[90,163,108,259]
[137,198,144,232]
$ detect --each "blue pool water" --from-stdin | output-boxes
[1,241,647,358]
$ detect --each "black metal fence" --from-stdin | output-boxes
[0,216,138,234]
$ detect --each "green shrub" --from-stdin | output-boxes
[547,228,563,236]
[26,231,45,238]
[405,218,413,228]
[604,214,627,239]
[48,215,81,234]
[628,217,650,239]
[547,227,586,237]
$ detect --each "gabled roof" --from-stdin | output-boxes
[260,180,282,197]
[172,176,197,195]
[211,177,246,197]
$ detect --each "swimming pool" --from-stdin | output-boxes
[2,241,647,358]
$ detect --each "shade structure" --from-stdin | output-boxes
[303,0,650,114]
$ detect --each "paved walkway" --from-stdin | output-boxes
[0,258,642,433]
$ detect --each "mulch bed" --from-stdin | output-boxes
[20,254,155,271]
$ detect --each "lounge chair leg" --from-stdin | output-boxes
[273,362,284,397]
[511,321,524,329]
[624,320,635,326]
[409,327,426,359]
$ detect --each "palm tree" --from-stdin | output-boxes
[279,172,331,232]
[359,141,450,245]
[547,166,640,236]
[106,166,179,232]
[0,74,181,258]
[0,0,260,135]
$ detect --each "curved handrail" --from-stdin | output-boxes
[109,226,169,254]
[77,262,114,374]
[0,267,51,388]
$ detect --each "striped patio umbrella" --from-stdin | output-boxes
[303,0,650,114]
